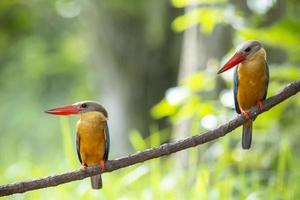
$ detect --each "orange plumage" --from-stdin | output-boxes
[237,48,268,111]
[76,112,107,166]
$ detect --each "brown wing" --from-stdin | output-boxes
[103,121,110,161]
[76,133,82,164]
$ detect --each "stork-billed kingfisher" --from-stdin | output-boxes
[45,101,110,189]
[217,40,269,149]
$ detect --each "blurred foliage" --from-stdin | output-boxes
[171,0,227,8]
[0,0,299,199]
[172,0,300,64]
[172,8,226,33]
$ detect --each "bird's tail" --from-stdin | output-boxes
[242,121,252,150]
[91,174,103,189]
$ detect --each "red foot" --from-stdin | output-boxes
[81,163,87,171]
[256,100,264,110]
[100,160,105,172]
[240,109,250,120]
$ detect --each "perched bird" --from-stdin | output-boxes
[45,101,110,189]
[217,40,269,149]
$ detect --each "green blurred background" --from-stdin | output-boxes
[0,0,300,199]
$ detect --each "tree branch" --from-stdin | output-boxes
[1,80,300,197]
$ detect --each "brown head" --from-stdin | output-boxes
[45,101,108,117]
[217,40,263,74]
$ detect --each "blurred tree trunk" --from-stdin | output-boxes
[82,1,180,155]
[173,5,233,169]
[172,5,200,170]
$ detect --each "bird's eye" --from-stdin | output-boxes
[81,103,87,108]
[245,47,251,52]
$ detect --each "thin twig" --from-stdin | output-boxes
[0,80,299,197]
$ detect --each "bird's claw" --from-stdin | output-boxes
[81,163,87,171]
[100,160,105,173]
[256,100,264,110]
[240,109,250,120]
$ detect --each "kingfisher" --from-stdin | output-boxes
[217,40,269,149]
[45,101,110,189]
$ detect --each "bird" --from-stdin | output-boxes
[45,101,110,189]
[217,40,269,149]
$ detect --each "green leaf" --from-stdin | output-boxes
[172,8,225,33]
[171,0,227,8]
[129,129,147,151]
[151,99,177,119]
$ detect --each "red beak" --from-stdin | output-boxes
[45,104,80,115]
[217,52,246,74]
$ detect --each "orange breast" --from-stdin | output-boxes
[237,50,267,111]
[76,112,106,166]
